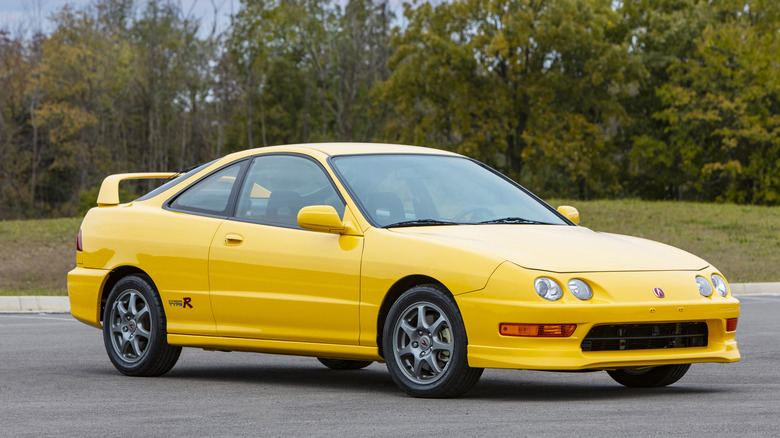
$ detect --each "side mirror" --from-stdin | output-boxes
[557,205,580,225]
[297,205,346,233]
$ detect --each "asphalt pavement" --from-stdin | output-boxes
[1,294,778,437]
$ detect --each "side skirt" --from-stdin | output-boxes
[167,334,383,361]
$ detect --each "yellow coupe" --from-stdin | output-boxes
[68,143,740,397]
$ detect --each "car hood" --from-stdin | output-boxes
[390,225,709,273]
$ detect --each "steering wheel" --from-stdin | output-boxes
[453,207,494,223]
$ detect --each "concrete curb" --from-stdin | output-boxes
[1,283,778,313]
[0,296,71,313]
[727,283,780,296]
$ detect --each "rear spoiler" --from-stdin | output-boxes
[97,172,176,207]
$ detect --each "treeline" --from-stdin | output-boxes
[1,0,778,219]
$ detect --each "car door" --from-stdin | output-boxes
[160,160,247,335]
[208,154,363,345]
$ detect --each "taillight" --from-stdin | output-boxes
[726,318,738,332]
[76,229,82,251]
[499,323,576,337]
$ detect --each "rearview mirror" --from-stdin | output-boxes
[557,205,580,225]
[297,205,346,233]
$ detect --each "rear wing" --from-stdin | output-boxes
[97,172,176,207]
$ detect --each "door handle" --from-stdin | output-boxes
[224,233,244,245]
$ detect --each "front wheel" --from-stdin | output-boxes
[103,275,181,376]
[382,284,483,398]
[607,364,691,387]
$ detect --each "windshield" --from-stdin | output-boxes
[330,154,567,227]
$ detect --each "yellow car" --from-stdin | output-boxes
[68,143,740,397]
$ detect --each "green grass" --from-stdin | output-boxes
[1,200,778,296]
[0,217,81,296]
[0,289,67,296]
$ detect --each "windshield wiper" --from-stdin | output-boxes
[385,219,460,228]
[477,217,551,225]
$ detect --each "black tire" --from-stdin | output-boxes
[607,364,691,388]
[317,358,373,370]
[103,275,181,377]
[382,284,483,398]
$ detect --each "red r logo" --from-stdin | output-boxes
[183,297,193,309]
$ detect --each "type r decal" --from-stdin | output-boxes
[168,298,193,308]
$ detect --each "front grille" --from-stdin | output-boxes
[581,322,708,352]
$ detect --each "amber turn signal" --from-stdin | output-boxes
[499,323,577,337]
[726,318,738,332]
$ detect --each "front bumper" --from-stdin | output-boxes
[456,262,740,370]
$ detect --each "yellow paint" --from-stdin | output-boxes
[68,143,740,370]
[297,205,348,234]
[557,205,580,224]
[96,172,175,206]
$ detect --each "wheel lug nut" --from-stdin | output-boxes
[122,327,128,332]
[412,342,418,348]
[419,352,425,358]
[418,330,423,335]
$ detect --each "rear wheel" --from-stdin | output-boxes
[607,364,691,387]
[317,358,373,370]
[103,275,181,376]
[382,284,483,398]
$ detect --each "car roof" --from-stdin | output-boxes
[225,142,463,160]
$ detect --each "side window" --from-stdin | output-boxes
[234,155,345,228]
[169,162,243,215]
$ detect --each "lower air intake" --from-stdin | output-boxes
[581,322,708,352]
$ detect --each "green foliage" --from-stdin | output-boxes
[651,1,780,203]
[380,0,644,199]
[226,0,391,148]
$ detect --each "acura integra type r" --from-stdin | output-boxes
[68,143,740,397]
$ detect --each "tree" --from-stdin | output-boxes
[379,0,640,198]
[623,0,780,204]
[227,0,392,148]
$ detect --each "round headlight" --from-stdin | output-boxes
[696,276,713,297]
[567,279,593,300]
[535,277,563,301]
[711,274,728,297]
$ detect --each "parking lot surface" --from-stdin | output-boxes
[1,295,778,437]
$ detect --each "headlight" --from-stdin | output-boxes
[696,276,713,297]
[567,279,593,300]
[711,274,728,297]
[535,277,563,301]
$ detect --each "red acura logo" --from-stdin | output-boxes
[653,287,665,298]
